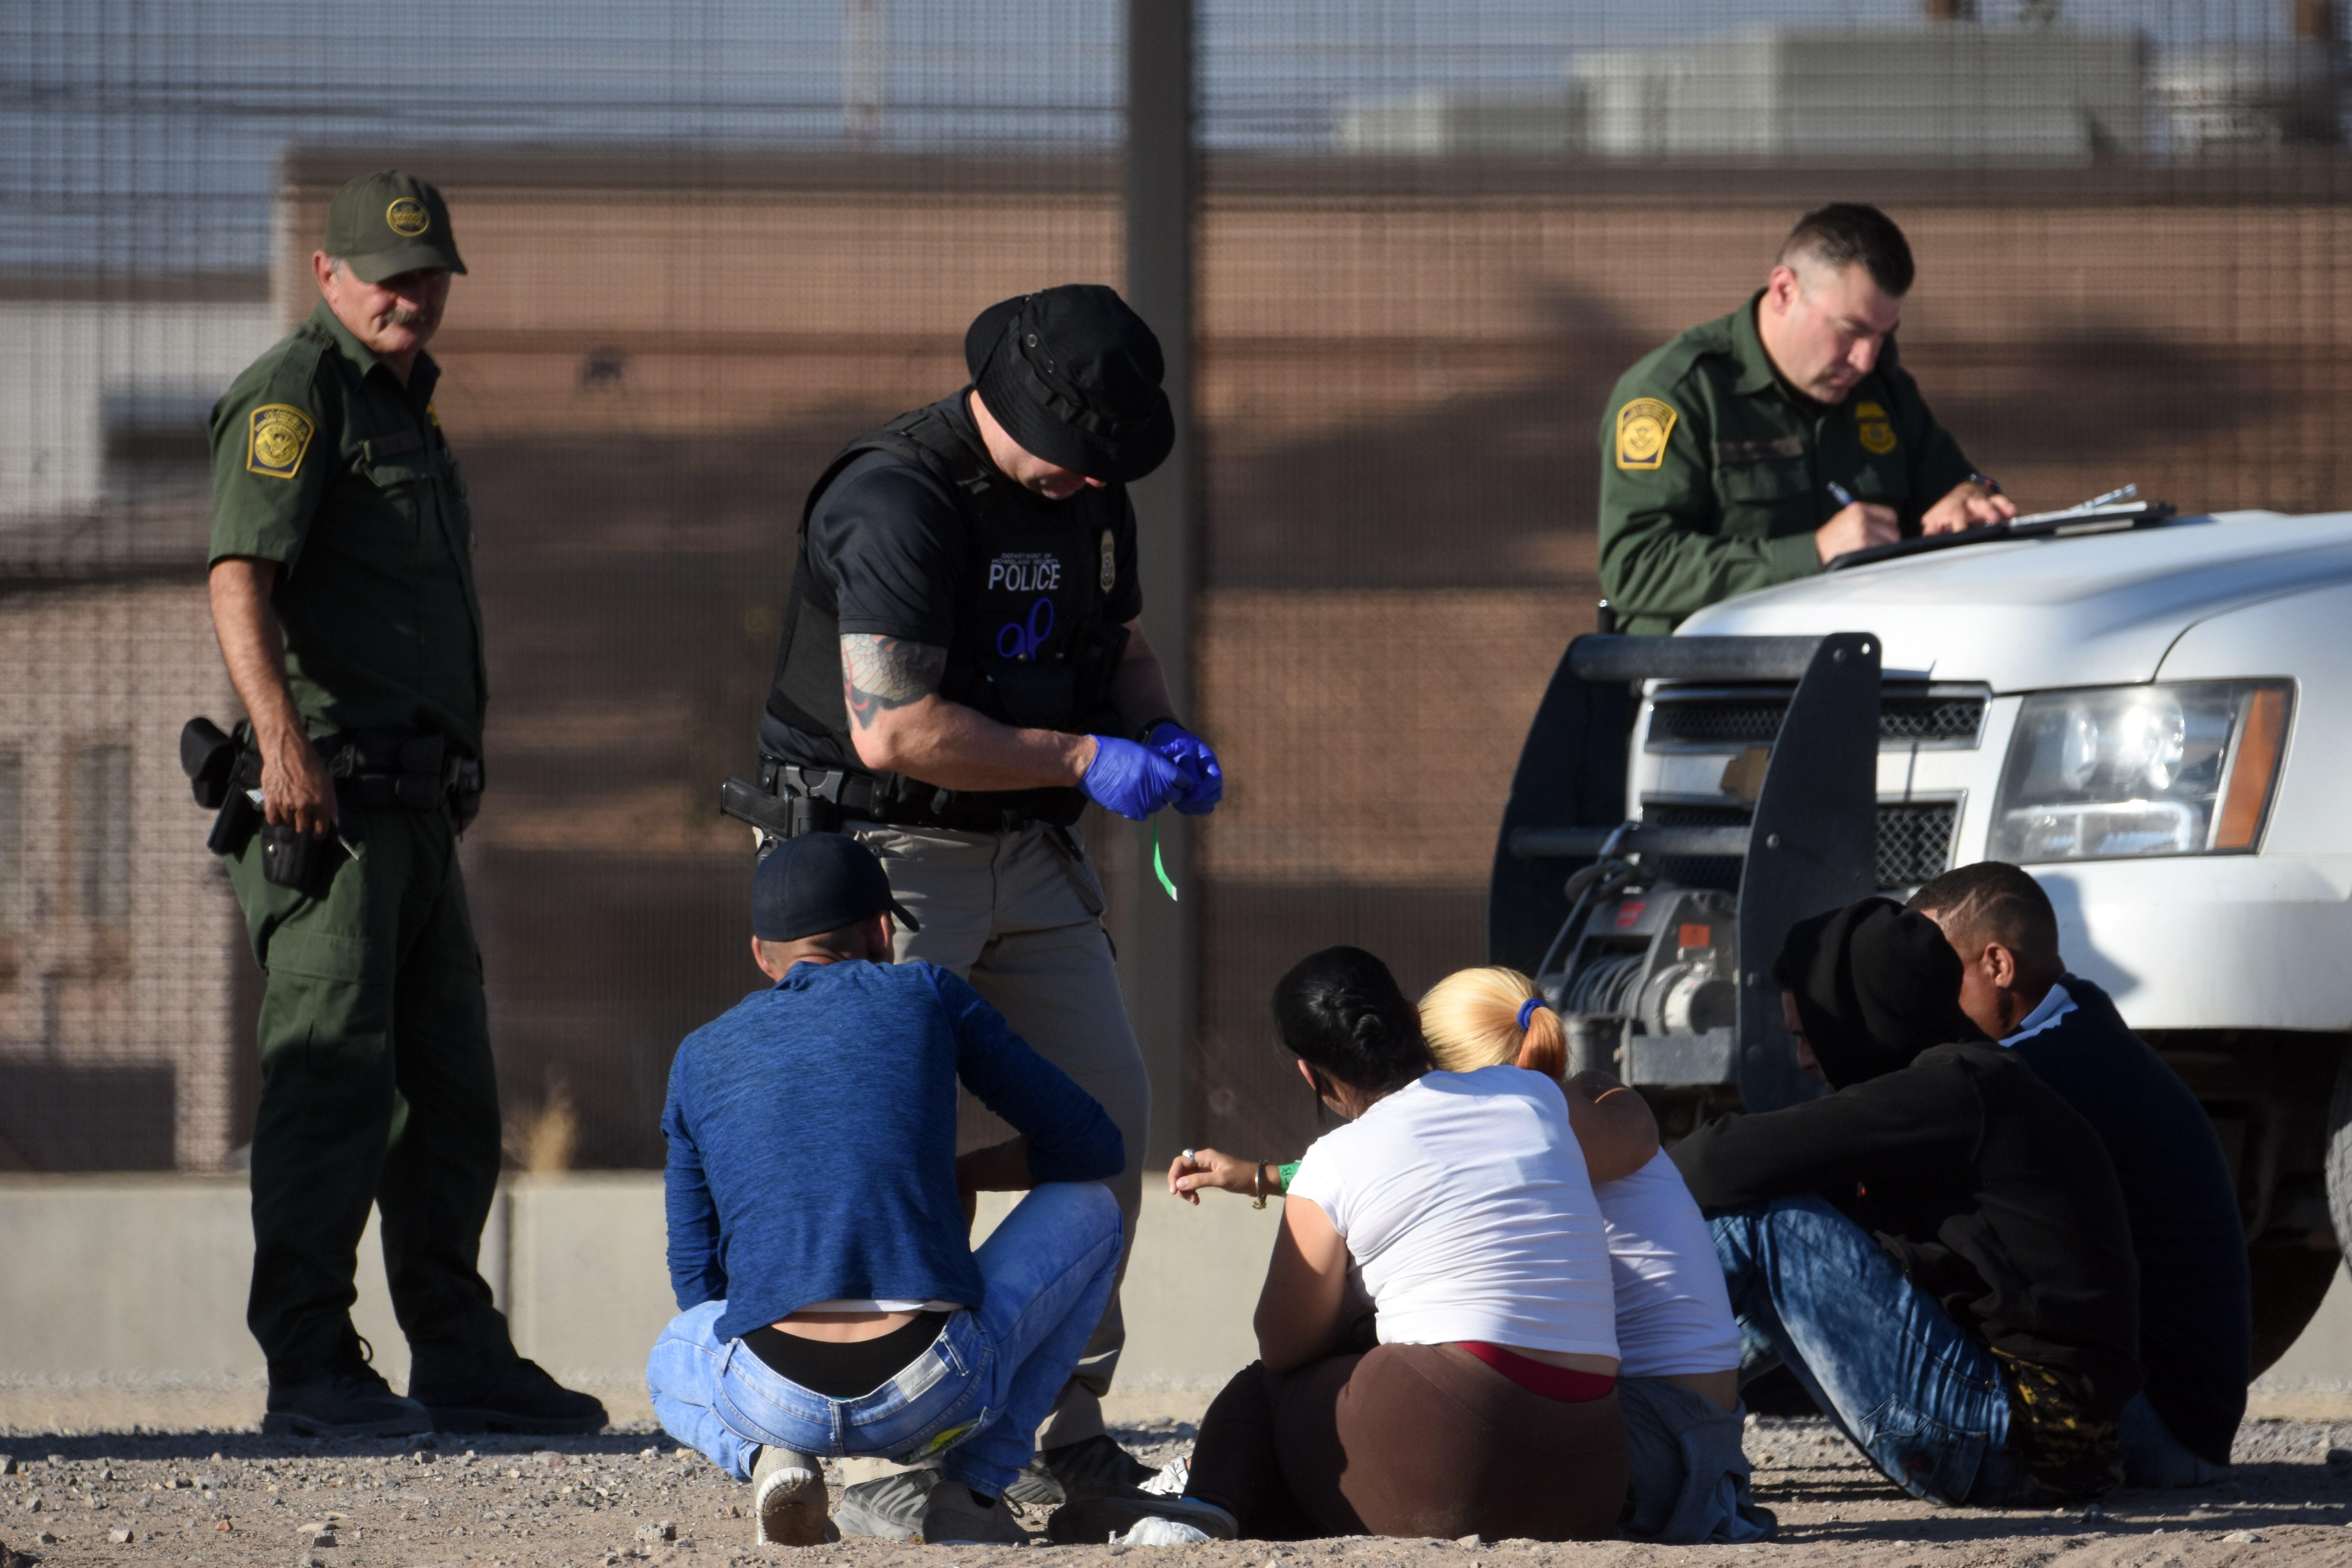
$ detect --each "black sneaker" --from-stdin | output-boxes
[1039,1433,1154,1500]
[1045,1489,1238,1545]
[263,1336,433,1438]
[407,1353,607,1435]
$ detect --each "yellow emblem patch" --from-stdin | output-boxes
[386,197,430,237]
[909,1421,975,1458]
[245,404,316,480]
[1855,399,1897,456]
[1615,398,1678,471]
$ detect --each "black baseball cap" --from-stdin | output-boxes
[965,285,1173,485]
[323,171,467,283]
[753,832,920,942]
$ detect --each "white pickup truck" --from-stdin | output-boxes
[1648,507,2352,1367]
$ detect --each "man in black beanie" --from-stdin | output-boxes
[1672,898,2141,1508]
[740,286,1221,1531]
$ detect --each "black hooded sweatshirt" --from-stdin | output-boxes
[1671,900,2142,1421]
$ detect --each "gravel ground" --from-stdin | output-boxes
[5,1413,2352,1568]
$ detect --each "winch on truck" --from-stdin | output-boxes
[1490,498,2352,1373]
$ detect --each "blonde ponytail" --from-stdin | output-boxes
[1419,966,1566,1082]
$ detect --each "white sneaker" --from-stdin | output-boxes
[751,1444,828,1546]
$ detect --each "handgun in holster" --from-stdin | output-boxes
[181,715,262,857]
[720,775,827,848]
[182,715,334,893]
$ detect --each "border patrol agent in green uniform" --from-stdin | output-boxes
[1598,203,2018,636]
[202,171,604,1438]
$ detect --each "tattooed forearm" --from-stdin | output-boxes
[841,634,947,730]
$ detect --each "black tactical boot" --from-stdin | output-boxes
[407,1352,608,1435]
[263,1335,432,1438]
[1038,1434,1154,1500]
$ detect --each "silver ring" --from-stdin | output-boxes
[1181,1148,1197,1163]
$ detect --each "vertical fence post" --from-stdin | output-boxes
[1122,0,1196,1165]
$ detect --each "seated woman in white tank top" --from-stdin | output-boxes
[1106,946,1633,1544]
[1420,967,1769,1545]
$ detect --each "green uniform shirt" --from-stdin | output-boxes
[208,301,487,755]
[1596,291,1975,636]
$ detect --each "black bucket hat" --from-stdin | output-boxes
[965,285,1174,485]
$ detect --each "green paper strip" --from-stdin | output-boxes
[1153,820,1180,902]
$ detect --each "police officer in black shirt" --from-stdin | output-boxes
[739,286,1221,1528]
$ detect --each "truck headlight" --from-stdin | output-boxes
[1989,681,2292,862]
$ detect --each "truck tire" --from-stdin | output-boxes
[2282,1050,2352,1377]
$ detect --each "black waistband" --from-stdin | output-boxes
[316,729,484,813]
[742,1312,952,1400]
[753,756,1082,834]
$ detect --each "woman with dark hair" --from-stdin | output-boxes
[1064,946,1630,1543]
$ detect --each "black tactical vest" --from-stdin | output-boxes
[761,394,1131,824]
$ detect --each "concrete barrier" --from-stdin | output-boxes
[7,1172,2347,1428]
[0,1174,1279,1425]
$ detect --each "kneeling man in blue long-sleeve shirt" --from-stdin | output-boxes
[648,832,1125,1549]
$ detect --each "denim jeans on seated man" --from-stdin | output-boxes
[1712,1194,2033,1508]
[647,1181,1121,1497]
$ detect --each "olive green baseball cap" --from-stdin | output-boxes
[323,171,466,283]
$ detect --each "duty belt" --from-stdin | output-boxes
[316,729,485,821]
[180,717,486,857]
[719,756,1076,842]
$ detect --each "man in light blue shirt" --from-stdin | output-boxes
[647,832,1125,1548]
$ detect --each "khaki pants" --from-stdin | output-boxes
[849,819,1150,1450]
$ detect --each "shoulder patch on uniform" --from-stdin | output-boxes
[245,404,316,480]
[1615,398,1678,472]
[1854,399,1897,456]
[1098,529,1116,594]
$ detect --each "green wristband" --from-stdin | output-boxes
[1277,1161,1300,1192]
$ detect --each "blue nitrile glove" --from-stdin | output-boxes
[1146,722,1224,816]
[1081,736,1187,820]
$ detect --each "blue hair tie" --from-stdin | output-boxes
[1517,996,1548,1032]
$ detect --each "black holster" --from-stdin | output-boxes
[183,717,485,870]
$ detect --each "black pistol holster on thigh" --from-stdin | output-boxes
[182,715,263,857]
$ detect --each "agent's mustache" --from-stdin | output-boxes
[380,305,434,328]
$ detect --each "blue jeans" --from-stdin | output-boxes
[645,1182,1122,1496]
[1711,1195,2024,1507]
[2119,1393,2229,1487]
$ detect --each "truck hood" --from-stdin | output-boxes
[1675,510,2352,690]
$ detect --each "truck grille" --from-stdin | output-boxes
[1876,801,1961,889]
[1648,689,1986,748]
[1643,800,1960,892]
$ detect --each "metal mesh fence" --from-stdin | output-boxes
[6,0,2352,1171]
